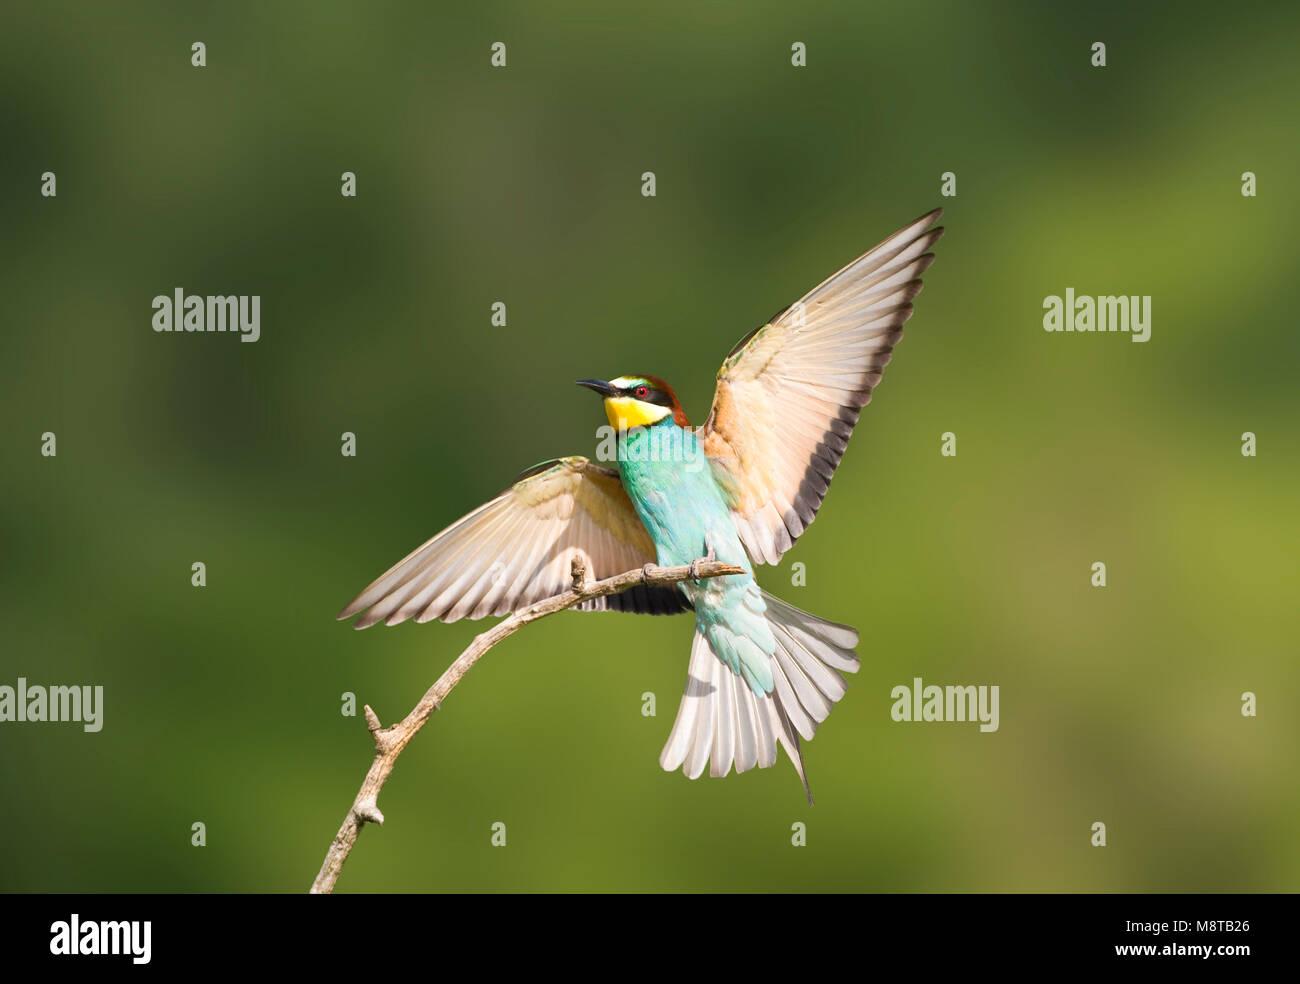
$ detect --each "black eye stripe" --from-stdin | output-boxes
[620,382,674,408]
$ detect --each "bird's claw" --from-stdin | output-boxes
[689,538,717,580]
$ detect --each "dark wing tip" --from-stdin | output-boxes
[510,458,565,486]
[725,324,763,360]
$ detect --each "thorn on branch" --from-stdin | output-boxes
[355,801,385,826]
[364,705,382,734]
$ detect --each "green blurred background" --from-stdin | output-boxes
[1,0,1296,893]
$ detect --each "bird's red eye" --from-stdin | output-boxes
[635,386,649,398]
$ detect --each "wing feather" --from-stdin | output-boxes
[702,210,944,564]
[338,456,690,627]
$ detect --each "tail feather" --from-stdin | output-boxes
[658,636,711,773]
[659,591,859,802]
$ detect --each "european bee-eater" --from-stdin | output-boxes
[339,209,944,801]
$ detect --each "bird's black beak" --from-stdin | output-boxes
[575,379,619,398]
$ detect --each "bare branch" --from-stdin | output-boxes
[309,556,742,894]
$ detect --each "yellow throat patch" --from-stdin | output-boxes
[603,395,671,430]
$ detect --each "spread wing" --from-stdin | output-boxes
[337,456,688,627]
[700,209,944,565]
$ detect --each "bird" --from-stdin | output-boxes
[338,209,944,802]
